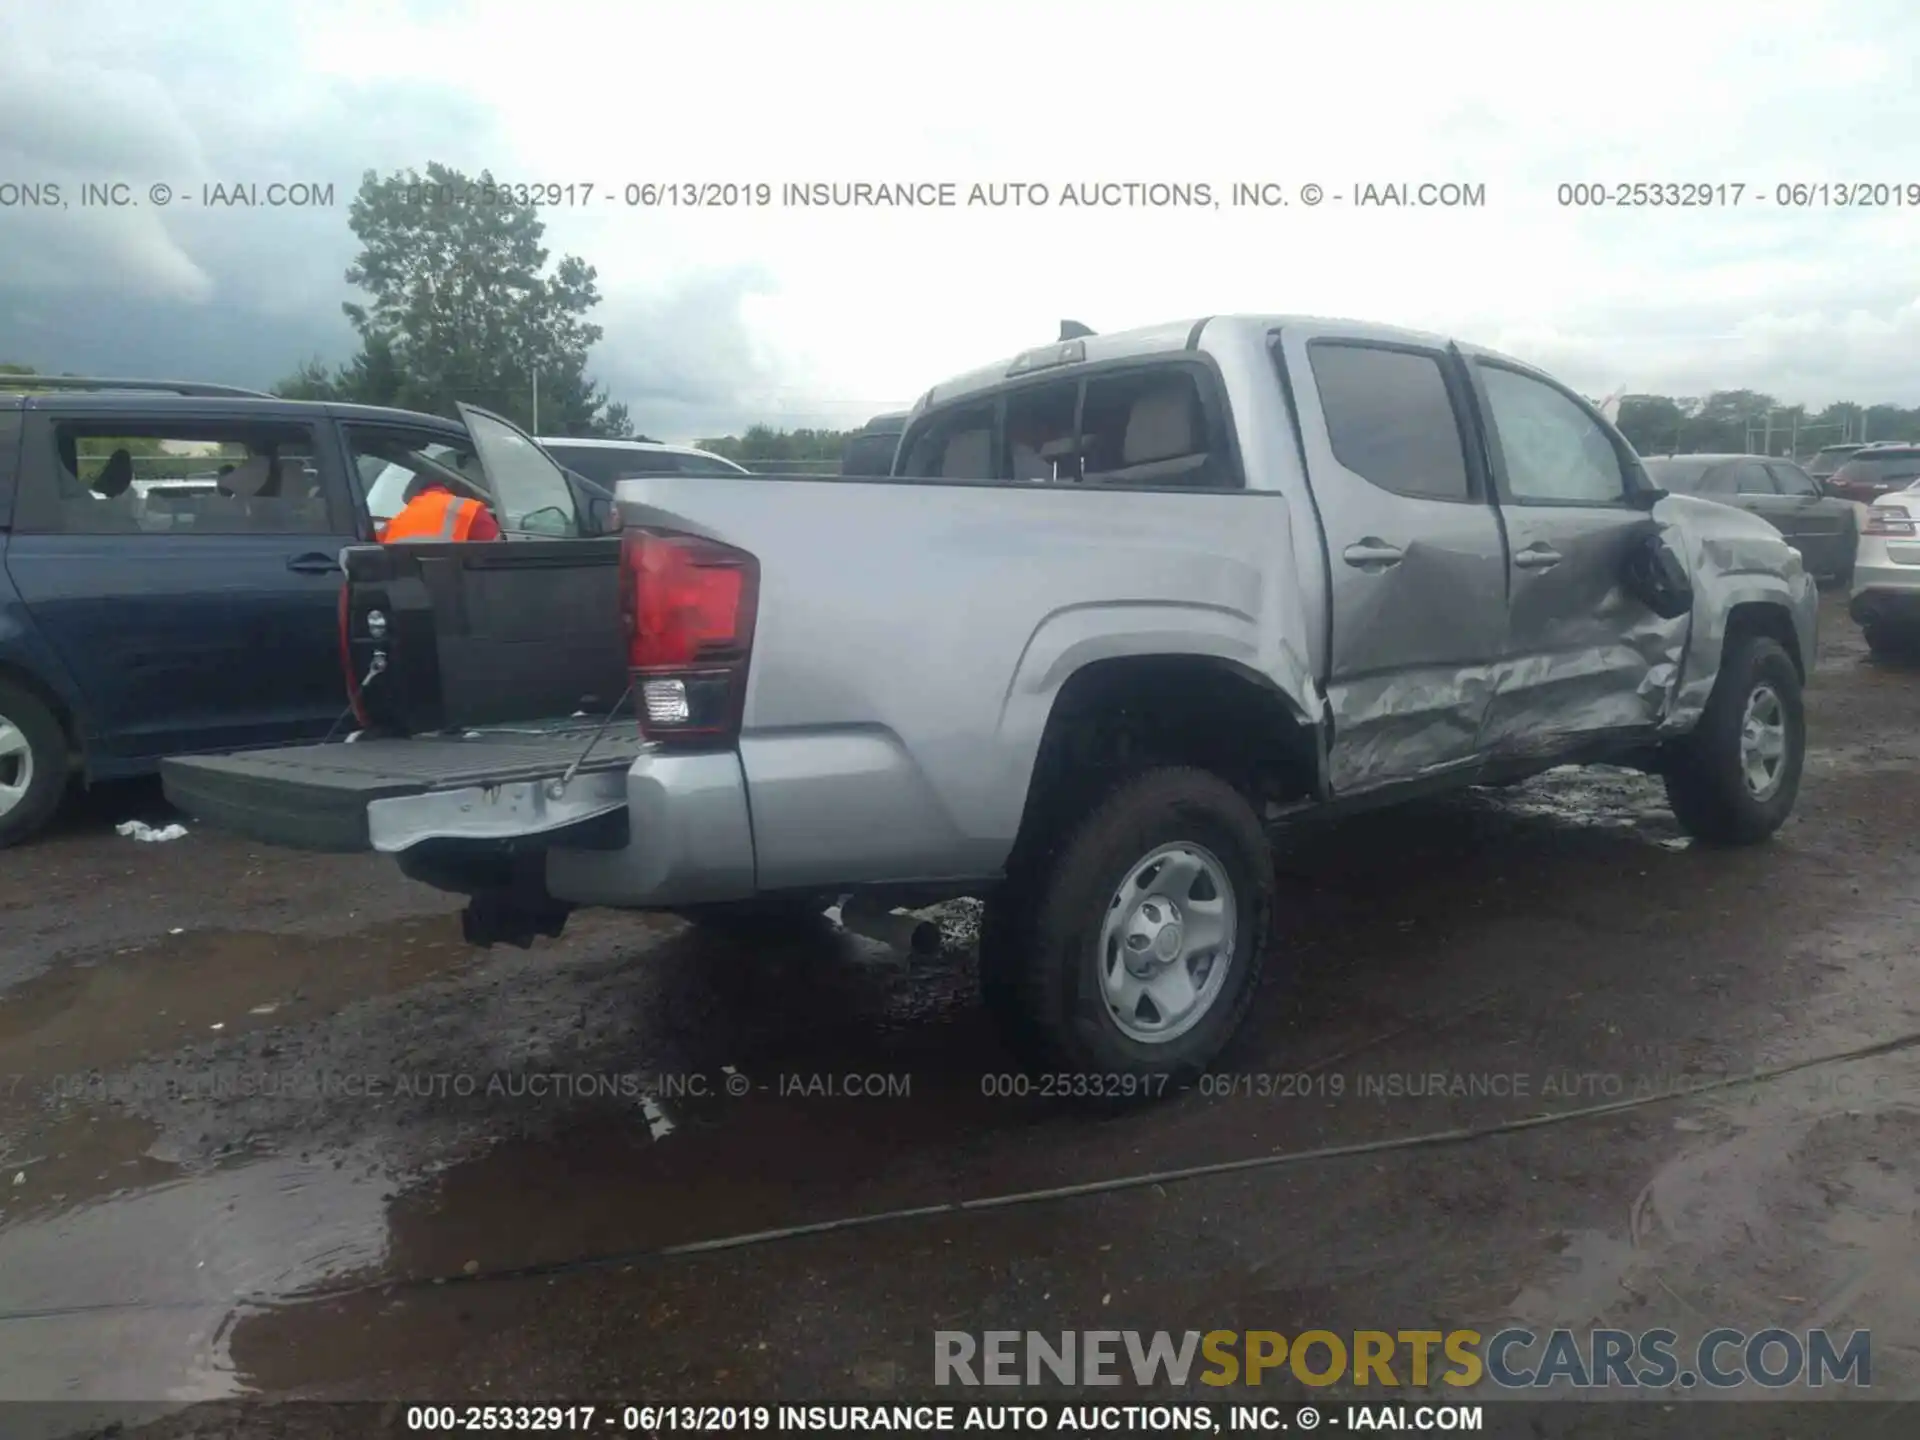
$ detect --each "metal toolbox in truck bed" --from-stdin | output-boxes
[162,727,644,853]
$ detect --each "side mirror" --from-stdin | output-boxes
[1627,484,1668,510]
[588,495,618,533]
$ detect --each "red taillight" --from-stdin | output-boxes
[1865,504,1916,537]
[620,529,759,742]
[338,583,371,729]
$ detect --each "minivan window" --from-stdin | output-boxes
[18,420,332,535]
[1309,343,1471,501]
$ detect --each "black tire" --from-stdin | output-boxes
[1663,634,1804,845]
[0,679,69,849]
[980,766,1274,1083]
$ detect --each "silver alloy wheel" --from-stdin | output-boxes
[1739,683,1788,800]
[0,715,33,819]
[1099,841,1237,1044]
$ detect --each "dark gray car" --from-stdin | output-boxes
[1644,453,1858,583]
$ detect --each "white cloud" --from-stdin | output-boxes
[5,0,1920,434]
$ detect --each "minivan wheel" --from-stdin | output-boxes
[1663,634,1805,845]
[981,767,1273,1085]
[0,680,69,849]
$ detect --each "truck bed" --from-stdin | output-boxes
[163,725,643,852]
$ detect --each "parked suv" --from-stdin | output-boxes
[1825,444,1920,505]
[1805,442,1867,483]
[0,379,613,846]
[167,317,1817,1083]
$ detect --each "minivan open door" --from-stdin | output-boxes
[456,403,592,538]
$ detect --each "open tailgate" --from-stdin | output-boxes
[163,729,643,853]
[164,534,641,852]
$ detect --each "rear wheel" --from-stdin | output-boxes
[1663,634,1805,845]
[980,767,1274,1084]
[0,680,69,849]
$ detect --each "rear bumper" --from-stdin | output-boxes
[544,751,756,907]
[375,750,758,907]
[162,734,758,908]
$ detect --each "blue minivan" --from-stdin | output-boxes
[0,379,616,845]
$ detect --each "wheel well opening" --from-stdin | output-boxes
[1725,602,1804,683]
[1010,655,1316,867]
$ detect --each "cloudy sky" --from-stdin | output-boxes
[3,0,1917,440]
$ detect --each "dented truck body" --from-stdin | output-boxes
[164,314,1815,1077]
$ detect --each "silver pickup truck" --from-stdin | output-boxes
[164,315,1817,1082]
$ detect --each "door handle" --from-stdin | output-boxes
[1513,544,1562,571]
[286,552,342,575]
[1342,539,1405,570]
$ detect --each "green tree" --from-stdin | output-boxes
[697,424,850,469]
[274,163,630,435]
[273,356,346,401]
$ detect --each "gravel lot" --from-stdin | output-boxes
[2,591,1915,1437]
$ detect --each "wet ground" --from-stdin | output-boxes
[3,590,1918,1434]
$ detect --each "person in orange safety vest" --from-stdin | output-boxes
[377,482,501,543]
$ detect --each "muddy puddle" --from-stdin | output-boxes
[1469,765,1694,851]
[1483,1048,1920,1399]
[0,917,481,1082]
[0,1151,392,1401]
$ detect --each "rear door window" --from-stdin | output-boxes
[1734,462,1779,496]
[1310,343,1472,501]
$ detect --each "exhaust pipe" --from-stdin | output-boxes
[837,895,941,956]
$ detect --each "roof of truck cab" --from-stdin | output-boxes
[915,314,1461,411]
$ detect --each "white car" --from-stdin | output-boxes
[535,436,749,486]
[1849,482,1920,654]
